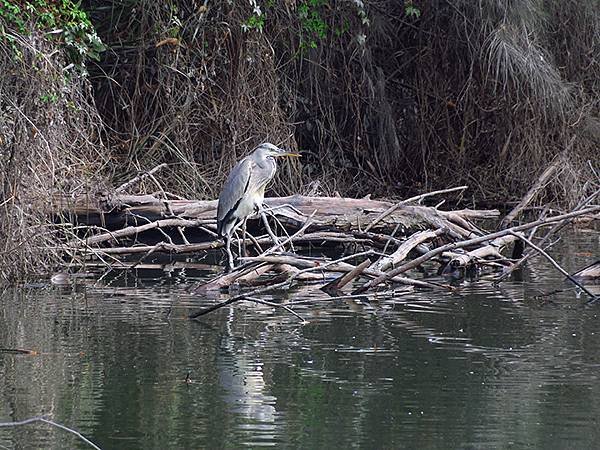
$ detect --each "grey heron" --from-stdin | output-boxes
[217,142,300,270]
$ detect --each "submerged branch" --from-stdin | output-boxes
[0,417,101,450]
[508,231,598,300]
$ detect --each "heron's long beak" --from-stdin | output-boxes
[276,151,301,158]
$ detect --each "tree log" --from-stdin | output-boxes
[55,194,500,237]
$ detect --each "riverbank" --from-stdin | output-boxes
[1,1,598,281]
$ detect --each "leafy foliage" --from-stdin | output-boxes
[242,0,331,50]
[404,1,420,18]
[0,0,104,69]
[298,0,328,50]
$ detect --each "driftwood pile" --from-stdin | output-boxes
[55,174,600,319]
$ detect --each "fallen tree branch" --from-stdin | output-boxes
[499,156,562,229]
[57,194,500,237]
[193,263,272,292]
[76,217,210,247]
[494,188,600,282]
[72,230,375,257]
[355,206,600,293]
[238,254,451,290]
[372,228,445,272]
[446,234,519,268]
[243,296,307,323]
[364,185,469,232]
[508,231,598,300]
[189,250,409,319]
[322,259,372,291]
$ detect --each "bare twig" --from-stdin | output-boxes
[116,163,168,193]
[508,231,597,300]
[243,296,307,323]
[364,186,468,232]
[0,417,102,450]
[499,156,562,229]
[76,217,210,247]
[261,211,315,256]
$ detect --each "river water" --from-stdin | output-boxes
[1,232,599,449]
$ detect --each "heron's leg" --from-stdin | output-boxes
[225,234,234,271]
[235,228,242,257]
[224,219,243,271]
[241,217,248,257]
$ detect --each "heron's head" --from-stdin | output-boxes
[254,142,301,159]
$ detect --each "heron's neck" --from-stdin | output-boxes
[258,156,276,170]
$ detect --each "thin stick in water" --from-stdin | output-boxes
[0,417,102,450]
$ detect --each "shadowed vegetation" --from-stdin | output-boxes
[83,0,599,201]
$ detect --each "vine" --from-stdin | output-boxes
[0,0,104,70]
[240,1,377,52]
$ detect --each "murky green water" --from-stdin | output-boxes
[1,232,599,449]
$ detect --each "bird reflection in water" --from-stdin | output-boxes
[217,307,280,439]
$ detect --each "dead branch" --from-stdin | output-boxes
[508,231,598,300]
[494,189,600,282]
[323,259,372,292]
[572,261,600,282]
[243,296,307,323]
[273,264,328,281]
[364,186,469,232]
[356,206,600,293]
[446,234,519,268]
[238,254,451,290]
[0,417,101,450]
[499,156,562,229]
[372,228,446,272]
[116,163,169,193]
[58,194,499,236]
[76,217,211,247]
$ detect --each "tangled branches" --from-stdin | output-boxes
[0,28,107,281]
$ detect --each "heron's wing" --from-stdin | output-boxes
[217,157,252,234]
